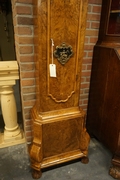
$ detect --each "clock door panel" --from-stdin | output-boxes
[35,0,87,112]
[48,0,81,103]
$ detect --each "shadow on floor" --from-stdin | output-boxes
[0,138,113,180]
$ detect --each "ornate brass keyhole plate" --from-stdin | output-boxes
[54,42,73,65]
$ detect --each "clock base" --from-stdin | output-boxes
[29,107,90,178]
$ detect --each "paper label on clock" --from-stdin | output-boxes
[49,64,56,77]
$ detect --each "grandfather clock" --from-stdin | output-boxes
[29,0,90,178]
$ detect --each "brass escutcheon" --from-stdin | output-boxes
[54,42,73,65]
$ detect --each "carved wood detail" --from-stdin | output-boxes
[109,132,120,179]
[32,169,42,179]
[79,127,90,155]
[29,117,43,171]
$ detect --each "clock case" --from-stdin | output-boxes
[29,0,90,178]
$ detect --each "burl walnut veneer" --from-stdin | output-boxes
[29,0,90,178]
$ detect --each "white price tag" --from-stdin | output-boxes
[49,64,56,77]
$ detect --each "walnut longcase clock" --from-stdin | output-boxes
[29,0,89,178]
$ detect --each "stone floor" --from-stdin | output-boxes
[0,138,114,180]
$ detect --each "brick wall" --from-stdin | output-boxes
[80,0,102,110]
[11,0,35,143]
[11,0,102,143]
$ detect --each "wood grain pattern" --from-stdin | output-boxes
[42,118,82,158]
[87,46,120,152]
[47,0,81,102]
[86,1,120,178]
[33,0,88,112]
[30,0,89,178]
[30,107,90,171]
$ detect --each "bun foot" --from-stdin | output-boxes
[81,156,89,164]
[109,166,120,179]
[32,169,42,179]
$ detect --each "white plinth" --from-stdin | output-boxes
[0,129,25,148]
[0,61,24,147]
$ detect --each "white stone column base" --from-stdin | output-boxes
[0,61,24,147]
[4,126,23,142]
[0,129,25,148]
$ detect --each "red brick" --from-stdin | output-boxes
[17,17,33,25]
[85,37,89,43]
[23,94,36,101]
[26,136,33,143]
[84,44,94,50]
[85,29,99,36]
[12,0,17,4]
[83,99,88,105]
[13,16,17,26]
[20,63,34,71]
[82,65,87,70]
[87,13,101,21]
[88,4,92,12]
[25,114,31,119]
[84,89,90,93]
[92,5,102,13]
[12,6,16,17]
[17,27,32,35]
[90,37,98,43]
[80,94,89,99]
[19,46,33,54]
[16,0,33,4]
[20,55,34,62]
[23,100,35,107]
[18,37,34,44]
[87,64,92,70]
[23,107,32,114]
[81,77,86,83]
[16,6,32,15]
[86,77,91,82]
[25,131,32,137]
[80,89,84,94]
[82,58,93,64]
[25,120,32,126]
[14,27,18,34]
[91,22,100,29]
[22,87,36,93]
[81,83,90,89]
[21,79,35,86]
[79,100,83,105]
[83,51,87,57]
[25,126,32,131]
[88,0,102,4]
[86,21,91,28]
[88,51,94,57]
[21,71,35,78]
[80,104,88,111]
[81,71,91,77]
